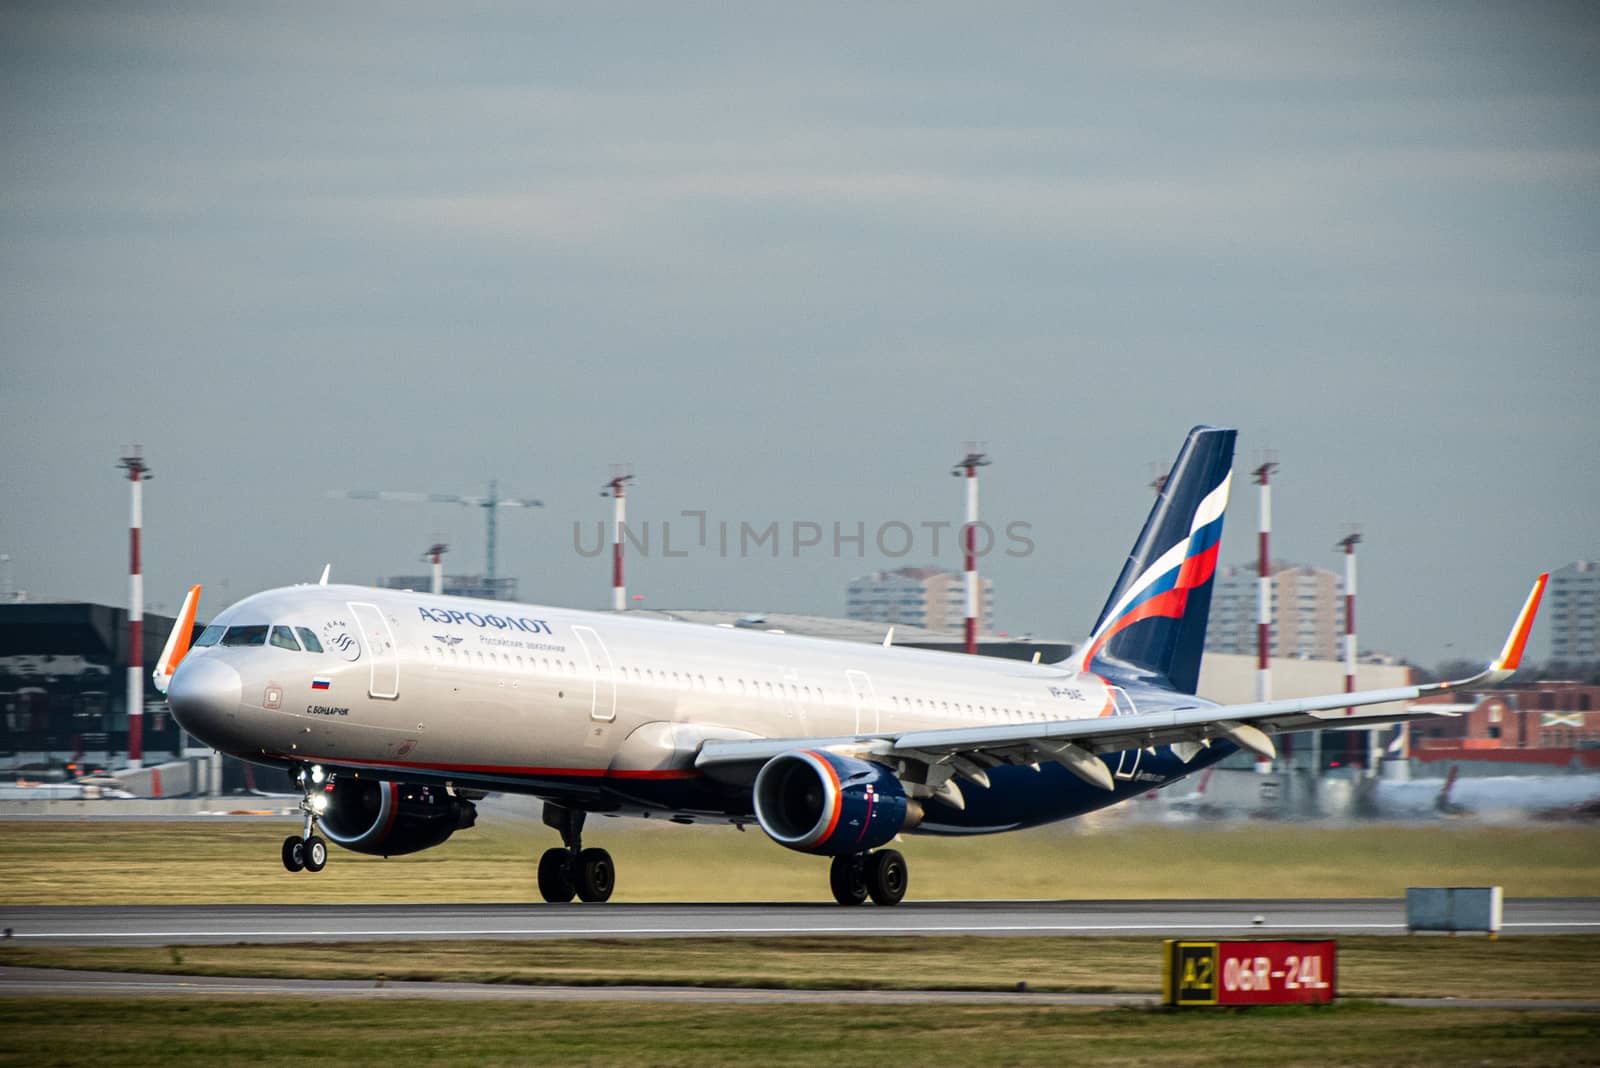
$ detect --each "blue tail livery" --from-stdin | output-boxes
[1080,425,1236,693]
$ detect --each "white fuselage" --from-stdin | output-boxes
[172,583,1143,820]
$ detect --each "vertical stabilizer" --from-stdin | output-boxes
[1080,426,1236,693]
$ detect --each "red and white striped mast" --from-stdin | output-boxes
[602,465,634,612]
[951,444,990,655]
[1252,455,1278,704]
[424,542,448,595]
[1337,528,1364,769]
[1252,454,1279,773]
[118,447,150,770]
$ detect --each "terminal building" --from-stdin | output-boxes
[0,600,198,774]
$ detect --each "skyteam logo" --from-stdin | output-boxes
[1080,471,1230,672]
[320,619,362,663]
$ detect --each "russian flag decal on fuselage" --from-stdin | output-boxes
[311,677,331,691]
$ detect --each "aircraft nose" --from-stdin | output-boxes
[167,656,242,743]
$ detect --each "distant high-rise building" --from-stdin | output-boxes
[846,566,994,635]
[1548,560,1600,664]
[1207,562,1344,661]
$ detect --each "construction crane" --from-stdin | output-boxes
[325,480,543,586]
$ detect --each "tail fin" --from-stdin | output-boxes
[1079,426,1236,693]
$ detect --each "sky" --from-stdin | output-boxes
[1,2,1596,667]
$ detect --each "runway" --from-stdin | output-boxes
[1,966,1596,1011]
[4,898,1597,946]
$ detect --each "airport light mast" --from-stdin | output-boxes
[601,466,634,612]
[118,447,150,770]
[1148,462,1170,497]
[1337,528,1366,772]
[1253,454,1279,774]
[424,542,448,596]
[951,445,990,655]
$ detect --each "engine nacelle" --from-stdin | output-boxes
[752,750,913,856]
[319,778,477,857]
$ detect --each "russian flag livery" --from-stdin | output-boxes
[1080,426,1237,694]
[311,678,331,691]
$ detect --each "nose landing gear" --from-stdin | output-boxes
[282,764,329,874]
[537,803,614,903]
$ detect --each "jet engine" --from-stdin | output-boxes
[318,778,477,857]
[752,750,918,855]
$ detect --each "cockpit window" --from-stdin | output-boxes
[295,628,324,654]
[219,624,269,647]
[194,624,225,648]
[269,626,303,651]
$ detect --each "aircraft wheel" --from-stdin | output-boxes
[537,847,576,903]
[865,848,908,906]
[829,855,869,906]
[304,835,328,873]
[574,847,615,903]
[281,835,305,873]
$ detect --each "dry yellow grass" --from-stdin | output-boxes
[3,816,1597,904]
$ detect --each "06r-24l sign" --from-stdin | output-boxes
[1164,941,1336,1006]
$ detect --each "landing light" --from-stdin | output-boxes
[311,793,329,814]
[310,765,326,785]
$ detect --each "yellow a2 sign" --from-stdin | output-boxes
[1164,940,1337,1006]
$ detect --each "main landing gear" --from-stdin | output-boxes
[829,849,908,906]
[281,764,329,874]
[537,803,614,903]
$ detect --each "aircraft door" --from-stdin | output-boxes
[348,602,399,699]
[846,669,878,734]
[1110,686,1140,780]
[571,625,616,722]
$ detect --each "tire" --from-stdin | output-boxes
[304,835,328,873]
[575,847,615,903]
[865,848,908,906]
[537,847,576,903]
[281,835,305,873]
[829,855,868,906]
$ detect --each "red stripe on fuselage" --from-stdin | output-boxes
[271,754,699,781]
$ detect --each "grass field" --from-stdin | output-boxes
[6,818,1598,1065]
[2,998,1597,1067]
[4,817,1599,904]
[4,934,1599,1000]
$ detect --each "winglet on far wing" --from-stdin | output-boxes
[1434,572,1548,692]
[1485,571,1549,681]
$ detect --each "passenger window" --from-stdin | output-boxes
[269,626,302,651]
[194,624,225,648]
[220,625,269,647]
[295,628,324,653]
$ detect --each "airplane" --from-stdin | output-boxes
[155,427,1548,905]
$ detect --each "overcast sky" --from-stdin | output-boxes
[2,2,1596,666]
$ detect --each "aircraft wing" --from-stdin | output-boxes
[695,574,1547,796]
